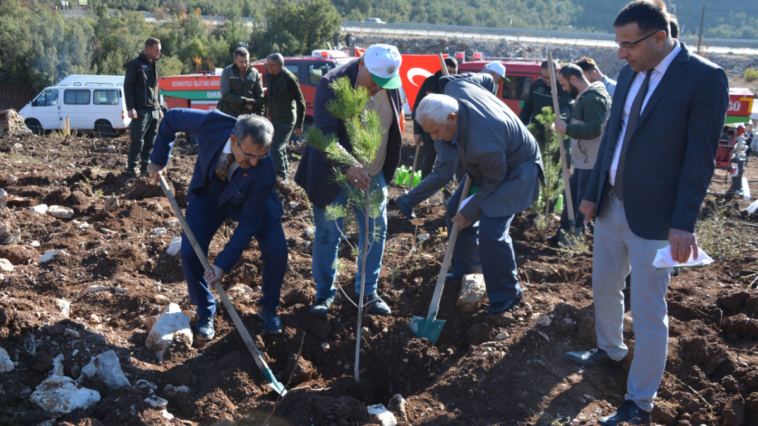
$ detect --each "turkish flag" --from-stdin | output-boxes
[400,54,448,112]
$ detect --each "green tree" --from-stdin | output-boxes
[528,107,564,242]
[252,0,341,58]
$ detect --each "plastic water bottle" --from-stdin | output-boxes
[555,194,564,212]
[395,166,406,185]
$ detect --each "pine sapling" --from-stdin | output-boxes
[305,76,385,382]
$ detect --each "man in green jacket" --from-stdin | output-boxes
[124,37,162,177]
[218,47,263,118]
[253,53,306,182]
[550,63,611,245]
[411,57,457,178]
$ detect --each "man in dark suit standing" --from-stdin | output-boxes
[147,110,287,339]
[563,2,729,425]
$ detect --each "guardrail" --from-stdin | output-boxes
[341,21,758,50]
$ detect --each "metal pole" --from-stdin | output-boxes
[697,5,705,54]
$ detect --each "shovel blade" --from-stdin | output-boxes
[409,315,446,345]
[262,367,287,396]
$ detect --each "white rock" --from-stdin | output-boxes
[151,228,167,236]
[48,206,74,219]
[64,328,80,339]
[31,376,100,417]
[0,346,14,373]
[290,202,299,209]
[79,350,130,389]
[76,221,90,230]
[304,241,312,248]
[30,204,49,215]
[0,188,7,207]
[456,273,487,312]
[418,234,430,241]
[166,237,182,256]
[166,219,180,228]
[50,354,65,377]
[107,145,115,152]
[145,303,193,354]
[305,227,315,238]
[0,258,13,272]
[145,396,168,409]
[322,342,330,352]
[85,285,113,294]
[55,299,70,319]
[367,404,398,426]
[40,250,68,263]
[227,284,253,294]
[534,315,552,327]
[387,394,408,422]
[496,331,509,341]
[31,240,40,247]
[7,175,17,184]
[153,294,170,304]
[105,197,119,211]
[161,409,174,419]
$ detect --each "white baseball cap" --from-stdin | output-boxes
[363,44,403,89]
[483,62,510,81]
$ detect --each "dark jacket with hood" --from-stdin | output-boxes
[518,77,573,125]
[124,52,160,112]
[294,59,403,209]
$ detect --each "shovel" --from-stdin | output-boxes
[157,174,287,396]
[410,177,472,344]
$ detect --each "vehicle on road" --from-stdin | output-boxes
[18,75,130,137]
[457,59,543,116]
[365,17,385,24]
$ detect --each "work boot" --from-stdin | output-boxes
[139,169,150,178]
[547,230,562,247]
[445,272,463,281]
[310,296,335,318]
[396,195,416,219]
[257,305,282,334]
[356,293,391,316]
[484,295,522,314]
[125,168,138,178]
[598,401,651,425]
[194,315,215,340]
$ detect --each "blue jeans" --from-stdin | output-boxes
[446,176,522,304]
[312,172,388,299]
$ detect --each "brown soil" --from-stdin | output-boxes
[0,123,757,426]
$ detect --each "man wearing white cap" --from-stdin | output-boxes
[295,44,404,319]
[482,62,508,86]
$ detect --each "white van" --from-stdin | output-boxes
[19,75,131,137]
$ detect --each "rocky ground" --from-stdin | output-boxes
[0,122,757,426]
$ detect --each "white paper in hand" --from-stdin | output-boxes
[459,194,475,212]
[652,246,714,269]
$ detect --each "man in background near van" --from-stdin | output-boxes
[124,37,162,178]
[549,64,611,246]
[576,57,617,98]
[218,47,263,118]
[252,53,306,183]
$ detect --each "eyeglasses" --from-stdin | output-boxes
[239,152,270,161]
[615,30,662,51]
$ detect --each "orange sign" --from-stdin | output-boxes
[400,55,448,112]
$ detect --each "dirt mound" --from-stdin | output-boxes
[0,129,756,426]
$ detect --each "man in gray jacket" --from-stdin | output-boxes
[396,72,497,219]
[550,64,611,245]
[415,81,544,313]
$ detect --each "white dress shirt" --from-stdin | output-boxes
[609,41,682,185]
[215,138,240,179]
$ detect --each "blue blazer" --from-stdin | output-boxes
[150,108,284,272]
[584,43,729,240]
[294,59,404,209]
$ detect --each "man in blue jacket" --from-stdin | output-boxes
[295,44,404,318]
[147,109,287,339]
[563,2,728,424]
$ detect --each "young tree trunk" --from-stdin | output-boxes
[354,186,370,382]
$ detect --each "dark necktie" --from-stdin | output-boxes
[614,69,653,201]
[214,154,235,182]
